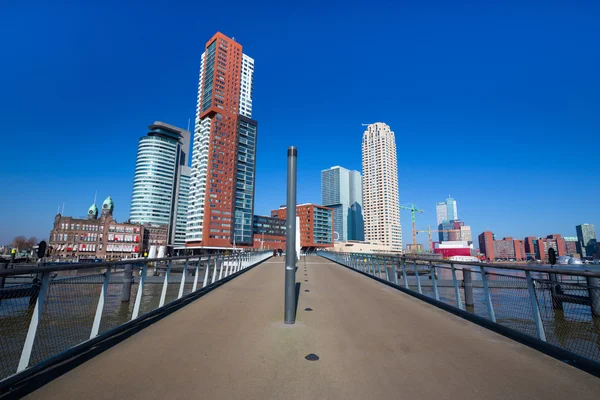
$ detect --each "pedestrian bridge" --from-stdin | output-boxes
[11,256,600,399]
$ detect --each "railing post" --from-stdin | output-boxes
[211,257,218,283]
[121,263,133,302]
[0,260,7,291]
[393,258,399,285]
[218,256,224,280]
[587,277,600,317]
[178,260,188,299]
[414,261,422,294]
[430,262,439,301]
[90,268,111,338]
[223,256,230,277]
[377,257,383,277]
[463,268,474,307]
[18,271,51,372]
[131,263,147,320]
[203,258,211,288]
[450,263,464,310]
[370,256,376,275]
[526,270,547,341]
[159,261,171,308]
[401,258,409,289]
[480,266,496,322]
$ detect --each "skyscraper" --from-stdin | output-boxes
[435,202,447,225]
[362,123,402,251]
[321,166,364,242]
[129,121,191,247]
[436,196,459,242]
[576,224,597,258]
[446,196,458,221]
[186,32,258,248]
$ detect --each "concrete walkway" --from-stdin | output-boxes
[28,256,600,399]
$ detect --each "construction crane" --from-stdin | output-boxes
[415,225,460,251]
[399,203,423,247]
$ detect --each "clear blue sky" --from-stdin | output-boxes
[1,0,599,246]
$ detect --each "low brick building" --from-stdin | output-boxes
[271,204,334,251]
[252,215,286,251]
[48,196,146,260]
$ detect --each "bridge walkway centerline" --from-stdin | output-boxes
[27,256,600,399]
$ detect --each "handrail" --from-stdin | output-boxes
[332,252,600,278]
[0,250,273,383]
[0,252,265,278]
[318,250,600,375]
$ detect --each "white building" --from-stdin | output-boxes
[129,122,191,247]
[361,122,402,252]
[321,166,363,242]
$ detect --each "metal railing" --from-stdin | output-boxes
[0,250,271,382]
[318,251,600,365]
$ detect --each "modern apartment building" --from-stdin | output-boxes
[129,122,191,248]
[576,224,597,258]
[271,204,334,250]
[478,231,525,261]
[186,32,258,249]
[361,123,402,252]
[252,215,286,251]
[321,166,364,242]
[564,236,579,255]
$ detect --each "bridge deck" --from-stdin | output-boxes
[28,257,600,399]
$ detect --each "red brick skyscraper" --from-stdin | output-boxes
[186,32,257,249]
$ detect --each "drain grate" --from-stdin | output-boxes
[305,353,319,361]
[304,307,313,311]
[305,289,310,292]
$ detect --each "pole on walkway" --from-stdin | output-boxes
[285,146,297,324]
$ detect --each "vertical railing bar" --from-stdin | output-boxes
[192,259,200,292]
[450,263,464,310]
[393,258,399,285]
[178,261,188,299]
[132,264,147,320]
[159,261,171,308]
[218,256,224,280]
[211,257,218,283]
[17,271,51,372]
[378,257,383,278]
[90,268,111,339]
[480,266,496,322]
[414,261,422,294]
[402,258,409,289]
[203,258,211,288]
[430,262,439,301]
[526,270,547,341]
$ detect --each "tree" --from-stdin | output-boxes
[11,236,27,251]
[26,236,37,248]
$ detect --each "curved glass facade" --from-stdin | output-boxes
[130,135,178,226]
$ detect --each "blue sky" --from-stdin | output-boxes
[1,0,599,246]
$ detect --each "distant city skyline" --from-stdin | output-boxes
[1,2,599,245]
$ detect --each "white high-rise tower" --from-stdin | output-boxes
[361,122,402,251]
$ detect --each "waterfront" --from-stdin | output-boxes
[0,273,200,379]
[1,262,600,382]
